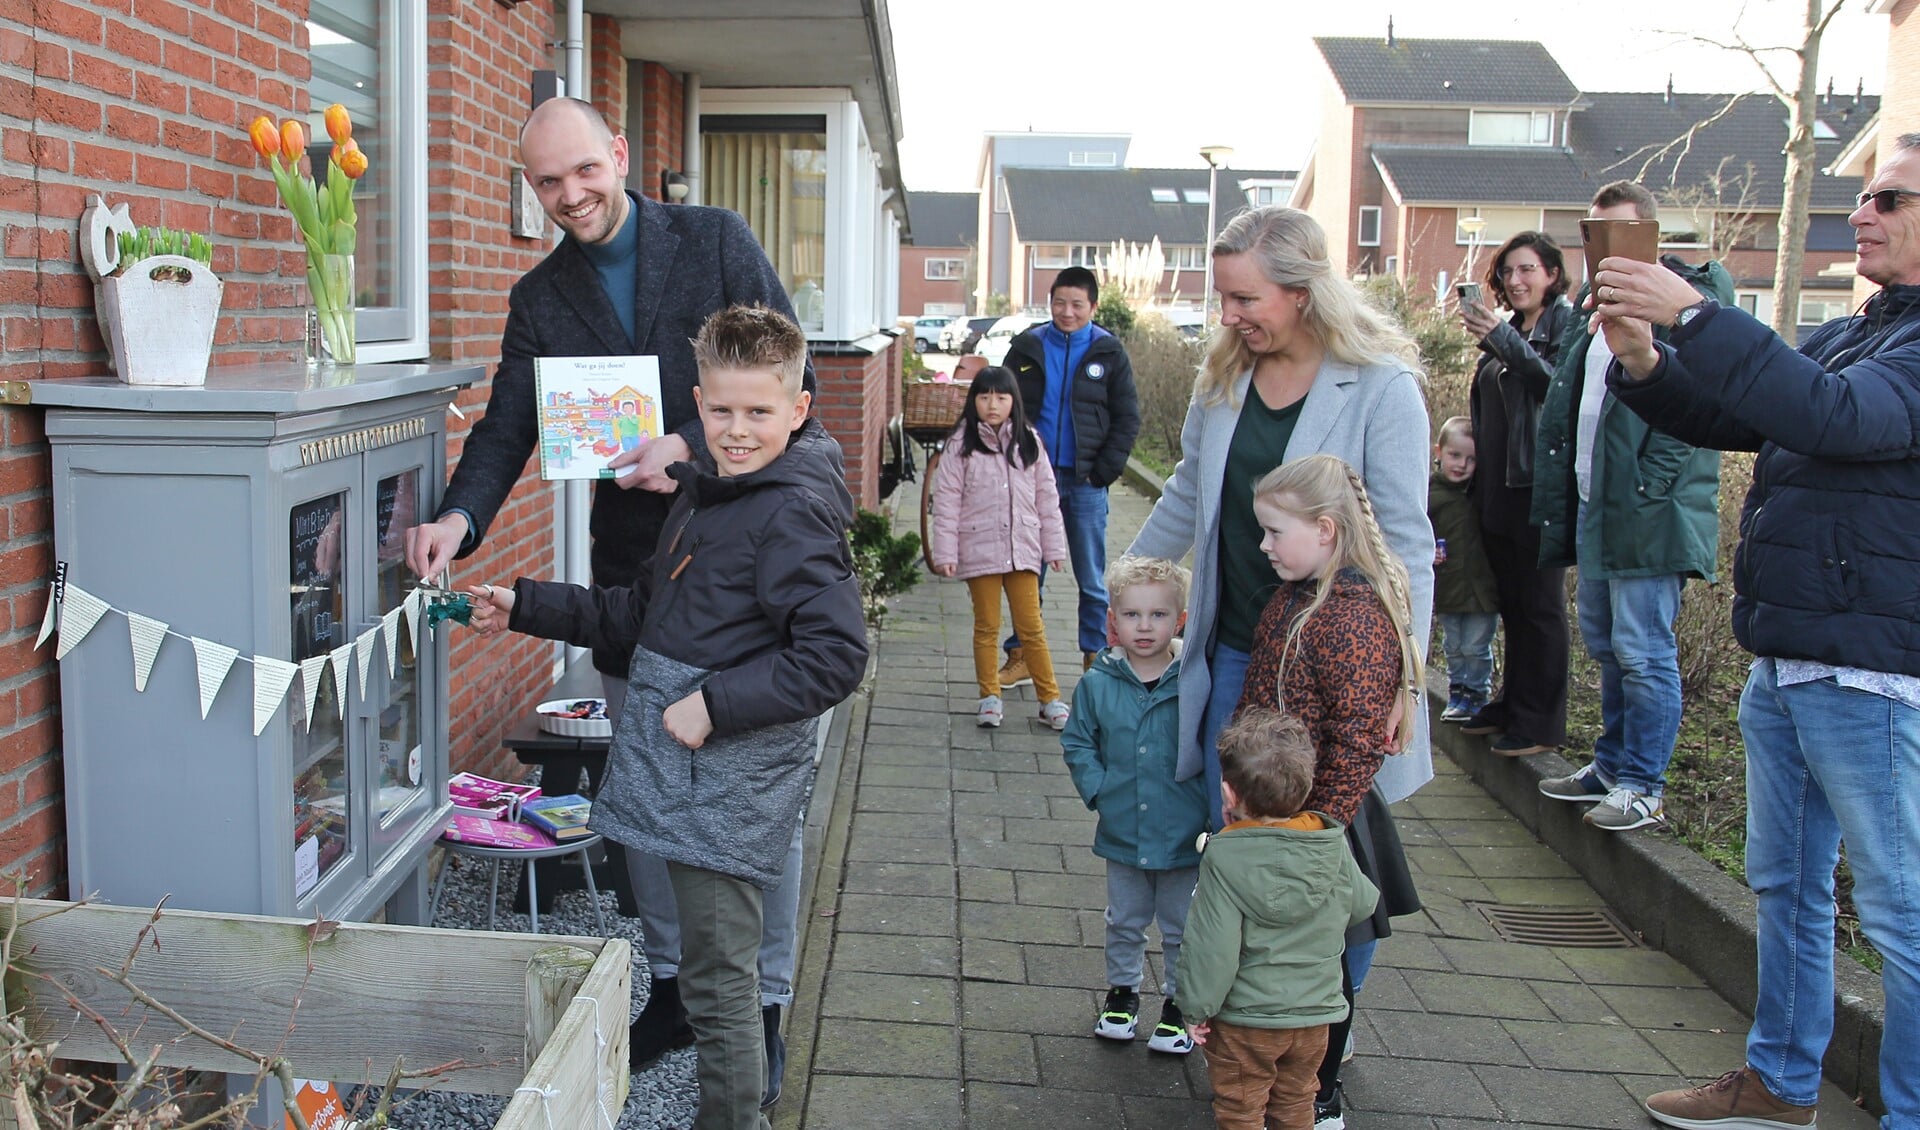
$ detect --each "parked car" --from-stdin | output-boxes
[975,315,1043,367]
[939,315,998,354]
[910,315,954,353]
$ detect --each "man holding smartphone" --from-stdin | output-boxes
[1529,181,1733,834]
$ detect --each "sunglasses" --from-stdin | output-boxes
[1856,188,1920,213]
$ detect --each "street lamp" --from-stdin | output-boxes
[1199,144,1235,319]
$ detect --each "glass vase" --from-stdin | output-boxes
[312,252,357,366]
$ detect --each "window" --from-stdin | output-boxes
[1456,207,1542,245]
[1183,188,1209,204]
[307,0,426,359]
[1357,206,1382,247]
[1806,213,1857,252]
[924,257,965,281]
[703,118,829,331]
[1068,150,1116,167]
[994,175,1009,213]
[1242,181,1291,207]
[1737,290,1775,324]
[1031,244,1104,269]
[1468,110,1554,147]
[1800,294,1850,325]
[1383,254,1399,276]
[1150,187,1179,203]
[1164,246,1207,270]
[1659,218,1708,248]
[923,301,965,317]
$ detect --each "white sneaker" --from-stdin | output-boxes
[977,695,1003,728]
[1585,786,1665,832]
[1039,699,1070,731]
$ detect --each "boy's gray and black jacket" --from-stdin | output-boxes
[508,419,869,887]
[1005,325,1140,487]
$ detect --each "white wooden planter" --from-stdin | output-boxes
[98,254,223,387]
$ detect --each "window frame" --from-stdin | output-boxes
[1068,150,1117,167]
[1455,206,1546,246]
[924,257,965,281]
[1357,206,1382,247]
[1468,109,1555,148]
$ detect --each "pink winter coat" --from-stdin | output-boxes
[930,422,1069,581]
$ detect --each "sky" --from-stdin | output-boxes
[887,0,1890,191]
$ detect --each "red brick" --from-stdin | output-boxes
[106,105,161,146]
[72,141,133,182]
[133,72,187,115]
[33,38,67,79]
[103,18,163,65]
[136,154,189,191]
[35,0,102,43]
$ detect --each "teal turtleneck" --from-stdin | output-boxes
[577,191,640,347]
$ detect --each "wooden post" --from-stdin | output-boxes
[524,944,595,1067]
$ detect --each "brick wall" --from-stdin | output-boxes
[898,245,968,317]
[812,342,898,513]
[631,61,683,203]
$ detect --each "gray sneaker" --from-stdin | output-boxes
[1539,762,1610,803]
[1586,786,1665,832]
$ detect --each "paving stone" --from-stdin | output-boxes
[870,692,950,713]
[1367,1009,1530,1066]
[804,1074,960,1128]
[833,893,956,936]
[1020,943,1110,991]
[1551,947,1706,989]
[1033,1034,1196,1098]
[1529,979,1618,1024]
[1417,900,1505,943]
[1432,937,1580,982]
[862,742,953,768]
[842,860,956,899]
[1478,877,1608,906]
[1120,1094,1219,1129]
[1404,970,1554,1020]
[963,1028,1040,1084]
[821,971,957,1025]
[1074,907,1109,946]
[868,705,949,728]
[1005,816,1092,845]
[962,981,1094,1038]
[1405,843,1479,877]
[857,785,954,816]
[961,937,1025,984]
[1640,1027,1750,1078]
[829,932,959,978]
[1371,932,1452,972]
[954,814,1006,841]
[951,768,998,793]
[954,790,1052,819]
[1427,818,1545,847]
[1454,844,1580,879]
[1062,849,1106,876]
[1470,1064,1649,1128]
[958,867,1016,904]
[1046,794,1102,821]
[1014,869,1107,909]
[1352,965,1424,1012]
[992,730,1073,754]
[845,829,955,865]
[962,1082,1125,1128]
[997,770,1083,798]
[1404,793,1511,821]
[858,763,953,790]
[853,812,951,841]
[867,722,948,750]
[1502,1018,1674,1074]
[1591,985,1748,1031]
[1343,1054,1502,1119]
[960,900,1083,946]
[811,1018,959,1077]
[1413,872,1502,904]
[956,839,1064,873]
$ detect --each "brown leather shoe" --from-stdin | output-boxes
[1082,651,1097,672]
[1645,1067,1815,1128]
[997,648,1032,688]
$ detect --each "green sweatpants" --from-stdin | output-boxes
[666,861,771,1130]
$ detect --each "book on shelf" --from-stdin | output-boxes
[521,794,593,842]
[447,771,541,820]
[441,814,555,850]
[535,355,663,481]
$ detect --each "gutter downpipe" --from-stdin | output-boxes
[683,74,702,205]
[561,0,589,609]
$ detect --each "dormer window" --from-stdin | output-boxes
[1469,109,1555,146]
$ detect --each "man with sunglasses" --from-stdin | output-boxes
[1590,138,1920,1129]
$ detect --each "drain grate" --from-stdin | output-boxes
[1470,903,1638,948]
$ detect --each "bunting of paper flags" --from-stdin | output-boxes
[34,592,56,651]
[327,643,354,720]
[54,586,111,660]
[190,637,240,719]
[401,588,425,652]
[353,627,378,700]
[251,657,299,736]
[381,607,403,678]
[298,655,329,729]
[125,612,168,692]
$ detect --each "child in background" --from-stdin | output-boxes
[1178,708,1379,1130]
[1061,556,1209,1055]
[931,364,1071,730]
[1427,416,1500,722]
[1236,452,1426,1128]
[467,306,869,1130]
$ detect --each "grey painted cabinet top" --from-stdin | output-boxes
[13,362,485,414]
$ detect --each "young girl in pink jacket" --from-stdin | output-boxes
[931,364,1072,730]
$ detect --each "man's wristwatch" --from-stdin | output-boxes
[1672,299,1717,329]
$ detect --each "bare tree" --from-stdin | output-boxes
[1663,156,1765,263]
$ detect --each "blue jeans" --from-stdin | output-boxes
[1574,505,1684,797]
[1006,469,1111,655]
[1437,612,1498,702]
[1740,659,1920,1126]
[1198,644,1252,833]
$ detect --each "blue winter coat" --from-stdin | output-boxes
[1609,286,1920,677]
[1061,649,1209,871]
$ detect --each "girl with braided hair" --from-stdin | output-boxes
[1235,453,1425,1127]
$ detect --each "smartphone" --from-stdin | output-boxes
[1455,281,1482,307]
[1580,218,1660,265]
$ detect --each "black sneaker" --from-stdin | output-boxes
[1458,712,1504,736]
[1313,1083,1346,1129]
[761,1004,785,1109]
[1490,733,1555,757]
[629,976,695,1070]
[1146,999,1193,1054]
[1094,986,1140,1041]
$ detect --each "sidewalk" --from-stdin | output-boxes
[777,478,1876,1129]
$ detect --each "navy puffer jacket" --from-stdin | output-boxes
[1608,286,1920,677]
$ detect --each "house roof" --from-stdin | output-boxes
[905,191,978,247]
[1001,167,1297,244]
[1373,146,1593,206]
[1315,37,1579,107]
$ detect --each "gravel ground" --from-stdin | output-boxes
[356,842,699,1130]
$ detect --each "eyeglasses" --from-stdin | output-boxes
[1856,188,1920,213]
[1498,263,1544,279]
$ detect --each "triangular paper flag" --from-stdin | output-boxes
[402,588,425,650]
[354,625,379,700]
[126,612,169,692]
[251,657,299,736]
[298,655,328,729]
[34,592,56,650]
[54,585,111,660]
[327,644,353,720]
[381,607,403,677]
[189,637,240,719]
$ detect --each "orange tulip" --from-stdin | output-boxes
[324,103,352,145]
[248,116,280,160]
[280,119,307,163]
[336,136,360,156]
[336,146,368,180]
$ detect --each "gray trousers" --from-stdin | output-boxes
[1105,861,1199,997]
[667,861,772,1130]
[605,673,806,1006]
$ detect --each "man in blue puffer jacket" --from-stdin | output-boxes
[1589,134,1920,1130]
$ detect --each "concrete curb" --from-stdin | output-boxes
[1430,702,1887,1114]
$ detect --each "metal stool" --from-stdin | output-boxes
[428,832,608,936]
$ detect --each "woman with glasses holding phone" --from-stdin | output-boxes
[1457,231,1575,757]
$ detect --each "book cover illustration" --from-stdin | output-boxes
[522,794,594,842]
[442,814,555,850]
[448,771,541,820]
[535,355,663,481]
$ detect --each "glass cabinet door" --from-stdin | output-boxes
[290,490,352,902]
[368,442,437,857]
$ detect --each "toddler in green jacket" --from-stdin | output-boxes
[1178,708,1378,1130]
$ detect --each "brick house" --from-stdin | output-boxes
[900,189,975,318]
[0,0,905,895]
[1294,34,1873,332]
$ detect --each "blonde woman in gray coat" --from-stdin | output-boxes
[1129,205,1432,1121]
